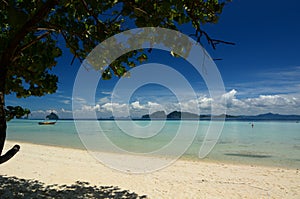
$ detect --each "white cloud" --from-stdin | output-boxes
[101,91,112,95]
[131,101,145,109]
[179,99,200,114]
[102,102,127,111]
[147,101,160,107]
[228,66,300,97]
[29,89,300,119]
[239,94,299,115]
[222,89,237,101]
[101,102,129,117]
[61,100,71,105]
[81,104,101,112]
[219,91,300,115]
[198,97,213,109]
[31,109,62,119]
[73,97,87,104]
[147,101,165,114]
[46,109,58,114]
[245,95,297,107]
[97,96,110,104]
[61,108,72,113]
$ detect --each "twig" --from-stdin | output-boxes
[12,31,51,63]
[36,27,57,32]
[19,31,50,52]
[1,0,8,6]
[110,13,122,23]
[198,28,235,49]
[79,0,107,34]
[61,31,81,65]
[134,7,149,15]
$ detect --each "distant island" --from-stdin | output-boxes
[140,111,300,121]
[46,112,59,120]
[25,111,300,121]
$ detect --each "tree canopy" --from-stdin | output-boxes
[1,0,230,97]
[0,0,231,163]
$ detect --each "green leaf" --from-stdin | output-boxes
[137,54,147,62]
[102,68,112,80]
[128,61,136,67]
[2,0,229,112]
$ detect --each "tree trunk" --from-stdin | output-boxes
[0,0,60,164]
[0,64,20,164]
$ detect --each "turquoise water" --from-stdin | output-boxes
[6,120,300,169]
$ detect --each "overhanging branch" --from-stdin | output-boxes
[61,31,83,64]
[20,32,50,52]
[3,0,59,63]
[189,26,235,50]
[11,31,51,63]
[198,28,235,49]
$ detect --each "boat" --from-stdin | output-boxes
[38,121,56,125]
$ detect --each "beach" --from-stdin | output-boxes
[1,141,299,198]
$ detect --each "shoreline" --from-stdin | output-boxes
[7,139,300,170]
[1,140,300,198]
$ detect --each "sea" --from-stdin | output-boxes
[6,119,300,169]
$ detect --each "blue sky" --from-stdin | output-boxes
[7,0,300,118]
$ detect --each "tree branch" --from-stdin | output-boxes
[45,22,99,42]
[1,0,8,6]
[190,26,235,50]
[20,32,50,52]
[36,27,57,32]
[110,13,122,23]
[61,32,83,64]
[79,0,107,34]
[11,32,51,63]
[200,28,234,49]
[185,3,234,50]
[44,22,74,35]
[3,0,59,64]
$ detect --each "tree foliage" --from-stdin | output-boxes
[0,0,231,163]
[5,106,30,121]
[1,0,230,96]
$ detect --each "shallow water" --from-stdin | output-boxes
[7,119,300,169]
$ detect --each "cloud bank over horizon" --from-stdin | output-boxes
[29,89,300,119]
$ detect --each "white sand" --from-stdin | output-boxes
[1,141,300,198]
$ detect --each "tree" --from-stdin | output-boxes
[5,106,30,121]
[0,0,232,164]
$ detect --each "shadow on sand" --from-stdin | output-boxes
[224,153,272,158]
[0,175,147,199]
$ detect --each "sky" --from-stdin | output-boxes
[6,0,300,118]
